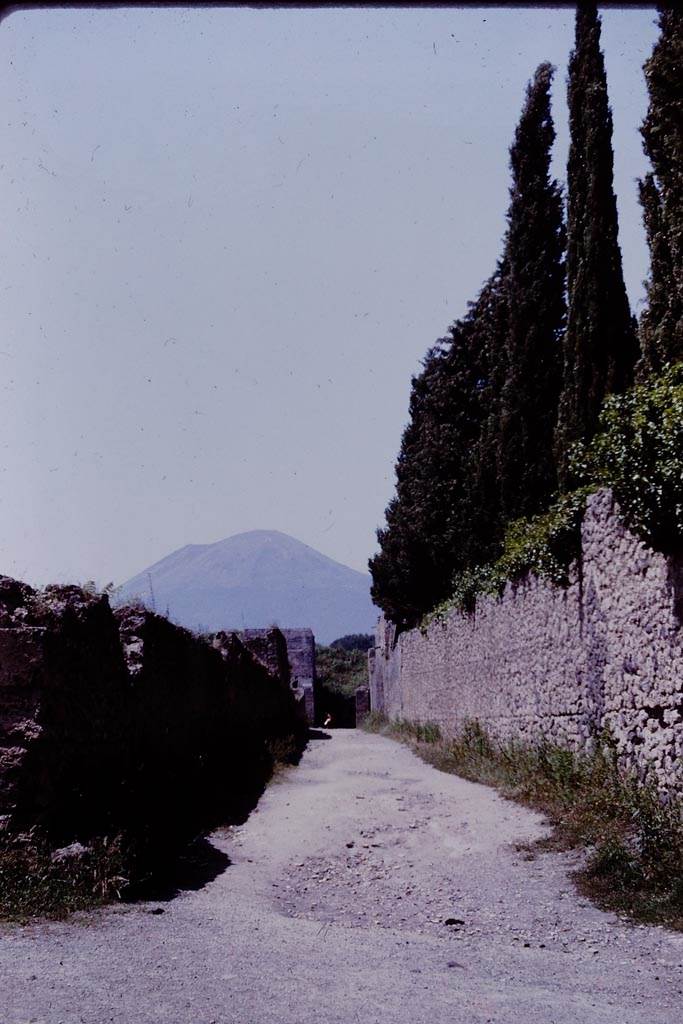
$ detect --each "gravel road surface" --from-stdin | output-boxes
[1,730,681,1024]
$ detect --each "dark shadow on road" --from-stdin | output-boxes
[308,729,332,741]
[124,836,231,904]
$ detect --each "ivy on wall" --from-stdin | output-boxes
[428,362,683,622]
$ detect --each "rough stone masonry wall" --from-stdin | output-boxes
[242,627,316,723]
[0,580,307,845]
[369,490,683,794]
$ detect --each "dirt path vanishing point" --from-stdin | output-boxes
[1,730,682,1024]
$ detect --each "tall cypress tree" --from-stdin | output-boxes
[369,350,450,628]
[461,261,509,568]
[497,63,566,521]
[638,9,683,371]
[555,2,638,486]
[369,271,504,627]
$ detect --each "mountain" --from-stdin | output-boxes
[115,530,378,645]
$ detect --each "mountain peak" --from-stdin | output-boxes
[117,530,377,644]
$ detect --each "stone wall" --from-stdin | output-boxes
[242,627,316,723]
[0,579,307,846]
[369,490,683,794]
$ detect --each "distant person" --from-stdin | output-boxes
[324,713,333,729]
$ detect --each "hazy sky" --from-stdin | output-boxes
[0,5,659,585]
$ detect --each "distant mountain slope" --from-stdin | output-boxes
[116,530,378,644]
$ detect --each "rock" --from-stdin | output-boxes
[50,841,90,864]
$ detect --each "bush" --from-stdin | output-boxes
[314,644,369,727]
[428,486,592,618]
[570,361,683,551]
[0,831,130,921]
[329,634,374,652]
[423,363,683,623]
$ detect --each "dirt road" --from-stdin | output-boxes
[1,730,681,1024]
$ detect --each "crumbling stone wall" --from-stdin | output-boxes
[0,582,307,847]
[0,582,130,838]
[241,627,316,723]
[369,490,683,794]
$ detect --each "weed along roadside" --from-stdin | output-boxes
[363,713,683,930]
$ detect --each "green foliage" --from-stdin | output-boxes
[639,10,683,370]
[498,62,566,522]
[638,173,683,372]
[368,716,683,928]
[370,62,568,629]
[371,10,681,630]
[425,361,683,618]
[0,831,129,921]
[555,3,638,486]
[361,710,387,734]
[570,362,683,550]
[370,275,506,627]
[315,644,368,698]
[330,634,373,653]
[428,486,592,618]
[385,717,442,745]
[264,734,300,770]
[314,643,368,727]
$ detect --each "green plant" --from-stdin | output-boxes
[315,645,368,698]
[0,831,130,921]
[570,361,683,550]
[362,711,388,733]
[265,734,299,768]
[329,634,374,653]
[389,718,442,744]
[426,486,593,620]
[421,363,683,625]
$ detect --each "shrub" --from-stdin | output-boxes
[427,486,592,618]
[329,634,374,653]
[314,644,369,727]
[0,831,130,921]
[570,361,683,551]
[424,363,683,623]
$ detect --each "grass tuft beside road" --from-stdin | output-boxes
[0,830,130,921]
[364,712,683,930]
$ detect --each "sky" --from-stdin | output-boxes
[0,4,660,586]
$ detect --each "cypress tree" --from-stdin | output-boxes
[638,10,683,371]
[461,262,509,568]
[369,271,504,627]
[369,355,448,628]
[497,63,566,522]
[555,2,638,486]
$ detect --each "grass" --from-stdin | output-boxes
[265,733,303,775]
[0,830,131,922]
[364,713,683,930]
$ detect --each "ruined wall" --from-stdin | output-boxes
[0,581,307,844]
[242,627,316,723]
[370,490,683,793]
